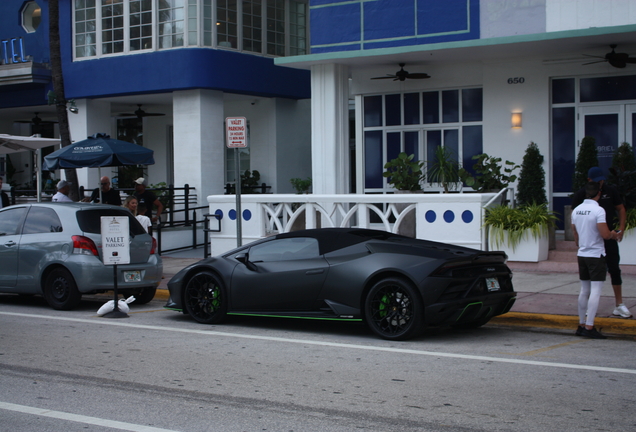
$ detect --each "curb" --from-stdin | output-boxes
[491,312,636,336]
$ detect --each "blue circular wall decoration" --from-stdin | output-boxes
[443,210,455,223]
[243,209,252,221]
[214,209,224,220]
[462,210,473,223]
[425,210,436,223]
[229,209,237,220]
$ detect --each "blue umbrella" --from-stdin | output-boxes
[43,133,154,170]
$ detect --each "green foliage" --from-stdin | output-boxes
[609,142,636,210]
[240,169,261,194]
[484,203,558,251]
[426,146,460,193]
[572,136,598,192]
[458,153,519,192]
[290,177,312,194]
[383,152,424,191]
[516,142,547,207]
[625,208,636,233]
[149,181,171,210]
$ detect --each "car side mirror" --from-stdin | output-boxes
[235,252,257,271]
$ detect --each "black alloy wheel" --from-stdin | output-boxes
[44,268,82,310]
[364,277,423,340]
[184,271,227,324]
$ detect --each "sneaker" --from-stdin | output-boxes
[613,304,633,318]
[581,327,607,339]
[575,325,585,336]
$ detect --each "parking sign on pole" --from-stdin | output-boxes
[226,117,247,247]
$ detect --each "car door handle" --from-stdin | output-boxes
[4,241,17,247]
[305,269,324,275]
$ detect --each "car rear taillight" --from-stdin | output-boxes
[150,237,157,254]
[72,235,99,256]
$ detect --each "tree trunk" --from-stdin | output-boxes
[49,0,79,201]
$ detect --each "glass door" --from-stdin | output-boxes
[578,105,626,176]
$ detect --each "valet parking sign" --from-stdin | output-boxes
[226,117,247,148]
[101,217,130,265]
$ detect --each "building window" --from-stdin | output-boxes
[362,88,483,193]
[158,0,185,48]
[130,0,153,50]
[75,0,97,58]
[102,0,124,54]
[21,1,42,33]
[216,0,307,55]
[74,0,306,59]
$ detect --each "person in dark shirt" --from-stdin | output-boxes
[134,177,164,223]
[571,167,631,318]
[0,177,10,209]
[83,176,122,206]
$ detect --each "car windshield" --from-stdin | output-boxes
[76,208,146,236]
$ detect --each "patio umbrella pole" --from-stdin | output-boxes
[36,148,42,203]
[103,264,129,318]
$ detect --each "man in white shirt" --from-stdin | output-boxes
[52,180,73,202]
[571,181,619,339]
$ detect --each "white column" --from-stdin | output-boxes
[67,99,112,190]
[311,63,350,194]
[173,89,225,204]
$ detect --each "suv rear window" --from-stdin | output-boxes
[76,209,146,236]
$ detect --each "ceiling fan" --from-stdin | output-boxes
[371,63,431,81]
[119,104,165,119]
[583,44,636,68]
[14,113,58,126]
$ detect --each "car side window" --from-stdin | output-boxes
[22,207,63,234]
[0,207,28,236]
[249,238,319,262]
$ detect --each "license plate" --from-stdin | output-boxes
[486,277,500,292]
[124,271,141,282]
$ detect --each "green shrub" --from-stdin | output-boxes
[383,152,424,191]
[485,203,558,250]
[516,142,547,207]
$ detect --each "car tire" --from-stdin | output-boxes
[364,277,423,341]
[184,271,227,324]
[44,268,82,310]
[132,287,157,305]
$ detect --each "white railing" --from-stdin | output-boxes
[206,192,506,256]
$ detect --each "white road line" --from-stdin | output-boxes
[2,311,635,375]
[0,401,180,432]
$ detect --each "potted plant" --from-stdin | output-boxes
[458,153,519,193]
[426,146,460,193]
[290,177,312,194]
[289,177,316,231]
[516,142,557,249]
[382,152,424,191]
[383,152,424,237]
[609,142,636,264]
[485,203,558,262]
[572,136,599,192]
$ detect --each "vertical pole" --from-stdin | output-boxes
[235,148,242,247]
[112,264,120,311]
[36,148,42,203]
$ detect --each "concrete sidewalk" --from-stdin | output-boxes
[157,249,636,337]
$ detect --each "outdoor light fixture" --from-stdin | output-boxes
[47,90,79,114]
[511,112,522,128]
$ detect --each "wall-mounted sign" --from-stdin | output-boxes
[1,38,28,64]
[226,117,247,148]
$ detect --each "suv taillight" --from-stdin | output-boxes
[72,235,99,256]
[150,237,157,254]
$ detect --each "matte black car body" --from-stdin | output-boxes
[165,228,515,340]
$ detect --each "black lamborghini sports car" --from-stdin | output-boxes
[165,228,515,340]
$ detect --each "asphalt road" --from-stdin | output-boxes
[1,294,635,432]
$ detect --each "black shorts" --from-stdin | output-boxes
[578,256,607,282]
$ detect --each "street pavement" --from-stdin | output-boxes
[157,247,636,337]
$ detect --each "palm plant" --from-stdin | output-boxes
[427,146,460,193]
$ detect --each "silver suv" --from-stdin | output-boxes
[0,202,163,310]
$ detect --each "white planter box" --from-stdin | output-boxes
[489,230,549,262]
[620,231,636,265]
